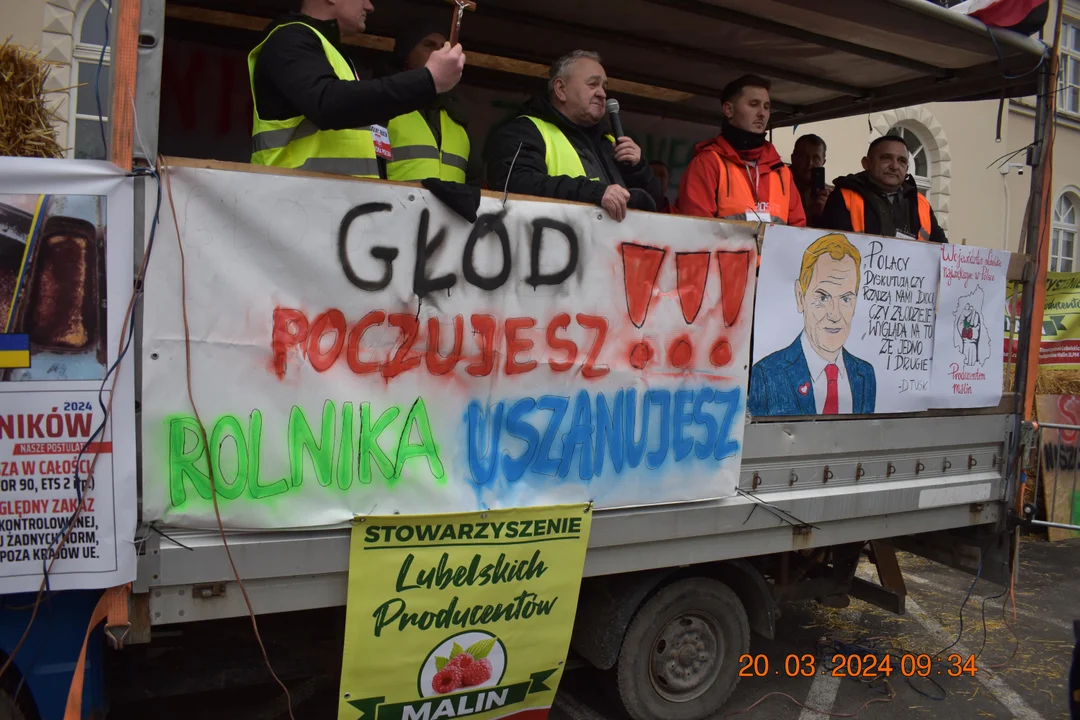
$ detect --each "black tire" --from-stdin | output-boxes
[615,577,749,720]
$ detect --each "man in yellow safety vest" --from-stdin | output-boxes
[248,0,465,178]
[385,22,474,183]
[485,50,664,221]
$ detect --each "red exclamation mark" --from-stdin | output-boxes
[711,250,752,367]
[716,250,751,326]
[675,252,710,324]
[621,243,666,369]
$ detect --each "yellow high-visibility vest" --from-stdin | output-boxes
[248,22,379,178]
[521,116,613,180]
[387,109,470,182]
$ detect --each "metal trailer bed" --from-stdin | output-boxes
[127,0,1052,627]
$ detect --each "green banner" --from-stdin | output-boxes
[1006,273,1080,369]
[337,506,591,720]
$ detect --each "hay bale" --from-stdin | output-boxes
[0,39,63,159]
[1002,367,1080,421]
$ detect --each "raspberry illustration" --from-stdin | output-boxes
[447,652,474,670]
[431,667,462,695]
[460,658,492,687]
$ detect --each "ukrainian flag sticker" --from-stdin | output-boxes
[0,334,31,369]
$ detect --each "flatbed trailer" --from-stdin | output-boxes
[0,1,1063,719]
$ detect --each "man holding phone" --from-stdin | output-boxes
[789,134,830,227]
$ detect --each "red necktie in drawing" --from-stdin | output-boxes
[823,363,839,415]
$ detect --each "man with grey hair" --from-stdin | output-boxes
[486,50,663,221]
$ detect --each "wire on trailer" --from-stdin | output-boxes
[94,0,115,157]
[160,159,296,720]
[0,168,159,682]
[0,1,146,680]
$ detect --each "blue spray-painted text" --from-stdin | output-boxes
[466,387,742,485]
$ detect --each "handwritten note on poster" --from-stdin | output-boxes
[752,226,940,416]
[930,245,1008,408]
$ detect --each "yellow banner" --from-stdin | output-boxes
[1006,273,1080,369]
[338,504,593,720]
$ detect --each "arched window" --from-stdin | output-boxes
[886,125,931,193]
[69,0,112,159]
[1052,192,1079,272]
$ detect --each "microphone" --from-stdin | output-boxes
[605,99,624,139]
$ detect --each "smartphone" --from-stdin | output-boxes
[811,166,827,191]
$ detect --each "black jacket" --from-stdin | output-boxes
[819,171,947,243]
[251,13,436,131]
[485,95,663,208]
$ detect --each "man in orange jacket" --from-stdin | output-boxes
[677,74,806,226]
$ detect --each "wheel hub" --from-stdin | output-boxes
[649,612,723,702]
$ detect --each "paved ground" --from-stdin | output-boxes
[553,536,1079,720]
[106,536,1078,720]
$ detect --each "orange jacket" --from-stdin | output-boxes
[677,135,806,227]
[840,188,933,241]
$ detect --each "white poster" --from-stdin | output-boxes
[751,226,940,416]
[0,158,137,593]
[930,245,1008,408]
[141,162,757,530]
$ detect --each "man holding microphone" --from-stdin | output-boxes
[486,50,663,221]
[248,0,466,178]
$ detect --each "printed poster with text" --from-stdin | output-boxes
[338,504,592,720]
[1033,395,1080,542]
[141,163,757,528]
[0,158,137,593]
[930,245,1007,408]
[752,225,940,416]
[1005,272,1080,369]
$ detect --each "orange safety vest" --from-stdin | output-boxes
[840,187,933,241]
[710,152,792,224]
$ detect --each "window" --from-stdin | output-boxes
[1061,19,1080,116]
[1052,193,1078,272]
[886,125,931,192]
[69,0,112,159]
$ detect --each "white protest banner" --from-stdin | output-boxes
[930,245,1008,408]
[141,161,757,529]
[751,226,940,416]
[0,158,137,593]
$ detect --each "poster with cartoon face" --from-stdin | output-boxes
[751,226,941,416]
[930,245,1008,408]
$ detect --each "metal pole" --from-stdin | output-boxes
[1013,59,1052,421]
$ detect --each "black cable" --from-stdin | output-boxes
[985,142,1035,169]
[986,26,1048,80]
[39,170,162,590]
[931,557,983,659]
[149,525,195,551]
[975,584,1009,660]
[736,488,818,529]
[905,675,947,701]
[94,0,114,156]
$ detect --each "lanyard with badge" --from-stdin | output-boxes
[347,58,394,162]
[742,161,773,223]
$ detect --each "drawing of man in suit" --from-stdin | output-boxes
[748,233,877,416]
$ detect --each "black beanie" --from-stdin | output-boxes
[393,20,447,71]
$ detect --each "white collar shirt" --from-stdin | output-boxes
[800,332,853,414]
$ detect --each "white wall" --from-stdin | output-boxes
[0,0,46,49]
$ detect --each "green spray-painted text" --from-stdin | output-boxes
[167,398,445,507]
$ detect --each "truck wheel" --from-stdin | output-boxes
[615,577,749,720]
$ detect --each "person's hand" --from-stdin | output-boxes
[613,137,642,166]
[601,185,631,222]
[425,43,466,94]
[809,188,830,218]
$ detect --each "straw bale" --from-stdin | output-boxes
[0,39,64,159]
